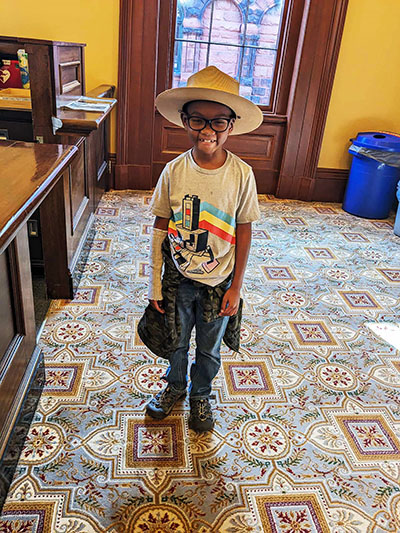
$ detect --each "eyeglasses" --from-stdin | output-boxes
[185,115,233,133]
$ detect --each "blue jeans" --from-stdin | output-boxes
[165,278,229,398]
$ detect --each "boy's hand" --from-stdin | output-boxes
[149,299,165,314]
[219,287,240,316]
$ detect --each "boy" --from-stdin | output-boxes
[142,66,262,432]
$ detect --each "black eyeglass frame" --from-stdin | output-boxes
[183,114,234,133]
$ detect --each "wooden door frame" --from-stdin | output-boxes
[276,0,349,200]
[115,0,161,189]
[115,0,348,200]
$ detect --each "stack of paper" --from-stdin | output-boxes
[60,96,113,113]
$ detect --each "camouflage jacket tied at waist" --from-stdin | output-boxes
[137,237,242,360]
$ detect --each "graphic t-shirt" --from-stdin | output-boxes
[150,149,260,287]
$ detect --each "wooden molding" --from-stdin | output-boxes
[108,153,116,190]
[115,163,155,190]
[86,84,116,99]
[276,0,349,200]
[313,167,349,202]
[24,43,57,143]
[116,0,161,190]
[315,167,349,180]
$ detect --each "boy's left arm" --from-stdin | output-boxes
[219,222,252,316]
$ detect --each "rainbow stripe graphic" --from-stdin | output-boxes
[169,201,236,244]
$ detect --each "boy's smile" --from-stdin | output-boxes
[182,101,234,169]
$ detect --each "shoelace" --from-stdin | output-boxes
[158,388,181,407]
[194,399,212,421]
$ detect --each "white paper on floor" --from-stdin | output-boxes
[366,321,400,351]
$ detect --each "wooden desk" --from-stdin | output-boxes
[0,140,77,512]
[0,37,116,294]
[0,141,77,252]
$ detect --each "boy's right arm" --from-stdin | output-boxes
[148,216,169,314]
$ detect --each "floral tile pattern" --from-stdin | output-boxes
[1,191,400,532]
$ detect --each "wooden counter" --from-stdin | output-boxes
[0,141,77,252]
[0,35,116,236]
[0,139,78,512]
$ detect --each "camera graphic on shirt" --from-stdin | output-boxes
[170,194,219,274]
[180,194,208,252]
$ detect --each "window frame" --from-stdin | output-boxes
[173,0,289,111]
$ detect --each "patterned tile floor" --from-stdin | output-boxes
[1,191,400,532]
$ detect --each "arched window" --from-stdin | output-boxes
[173,0,286,107]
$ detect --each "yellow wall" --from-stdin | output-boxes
[0,0,119,151]
[319,0,400,169]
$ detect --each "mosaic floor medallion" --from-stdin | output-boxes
[266,311,358,356]
[289,320,337,346]
[335,413,400,463]
[370,220,393,230]
[126,503,191,532]
[281,216,307,226]
[338,289,381,310]
[340,232,370,242]
[134,364,169,393]
[377,267,400,283]
[43,361,85,396]
[125,417,187,469]
[1,501,57,533]
[310,402,400,482]
[85,413,192,486]
[314,206,336,214]
[96,207,119,217]
[261,265,297,282]
[52,320,92,344]
[72,286,102,306]
[276,290,307,307]
[304,247,336,260]
[316,363,357,391]
[18,424,63,464]
[252,229,270,239]
[243,420,290,459]
[91,238,112,252]
[256,492,330,532]
[221,360,276,399]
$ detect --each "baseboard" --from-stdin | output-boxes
[313,167,349,202]
[108,153,116,190]
[109,161,349,202]
[315,167,349,180]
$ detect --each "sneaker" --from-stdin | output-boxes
[146,386,186,420]
[188,397,214,432]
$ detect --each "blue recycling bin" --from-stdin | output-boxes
[343,132,400,219]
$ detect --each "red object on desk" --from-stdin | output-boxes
[0,60,23,88]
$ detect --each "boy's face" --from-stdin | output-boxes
[182,101,234,158]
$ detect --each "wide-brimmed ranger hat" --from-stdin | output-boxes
[155,66,263,135]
